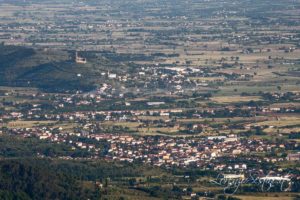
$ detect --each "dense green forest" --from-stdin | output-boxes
[0,159,101,200]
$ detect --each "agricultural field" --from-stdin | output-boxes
[0,0,299,199]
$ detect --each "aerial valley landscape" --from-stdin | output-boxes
[0,0,299,199]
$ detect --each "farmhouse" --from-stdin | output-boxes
[75,52,87,64]
[287,152,300,161]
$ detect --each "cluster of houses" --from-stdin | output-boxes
[4,119,300,168]
[98,134,300,170]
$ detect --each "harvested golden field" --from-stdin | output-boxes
[138,127,179,134]
[254,117,300,128]
[101,122,142,128]
[6,120,56,128]
[233,195,295,200]
[189,76,225,81]
[211,95,262,103]
[264,127,300,134]
[137,116,170,121]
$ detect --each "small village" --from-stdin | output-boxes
[1,85,299,188]
[0,0,299,199]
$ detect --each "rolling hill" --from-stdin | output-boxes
[0,44,127,92]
